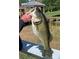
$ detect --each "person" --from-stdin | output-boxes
[19,10,32,51]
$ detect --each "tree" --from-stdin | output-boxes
[19,0,28,3]
[42,0,60,11]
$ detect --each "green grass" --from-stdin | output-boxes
[45,10,60,17]
[19,51,43,59]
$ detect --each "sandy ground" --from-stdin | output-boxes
[20,24,60,50]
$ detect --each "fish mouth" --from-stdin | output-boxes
[33,20,42,25]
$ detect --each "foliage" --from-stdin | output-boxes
[19,0,28,3]
[45,10,60,17]
[42,0,60,11]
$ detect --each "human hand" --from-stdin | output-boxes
[21,12,32,22]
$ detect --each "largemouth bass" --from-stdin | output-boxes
[30,7,53,58]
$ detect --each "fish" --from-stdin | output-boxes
[30,7,53,58]
[30,7,52,50]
